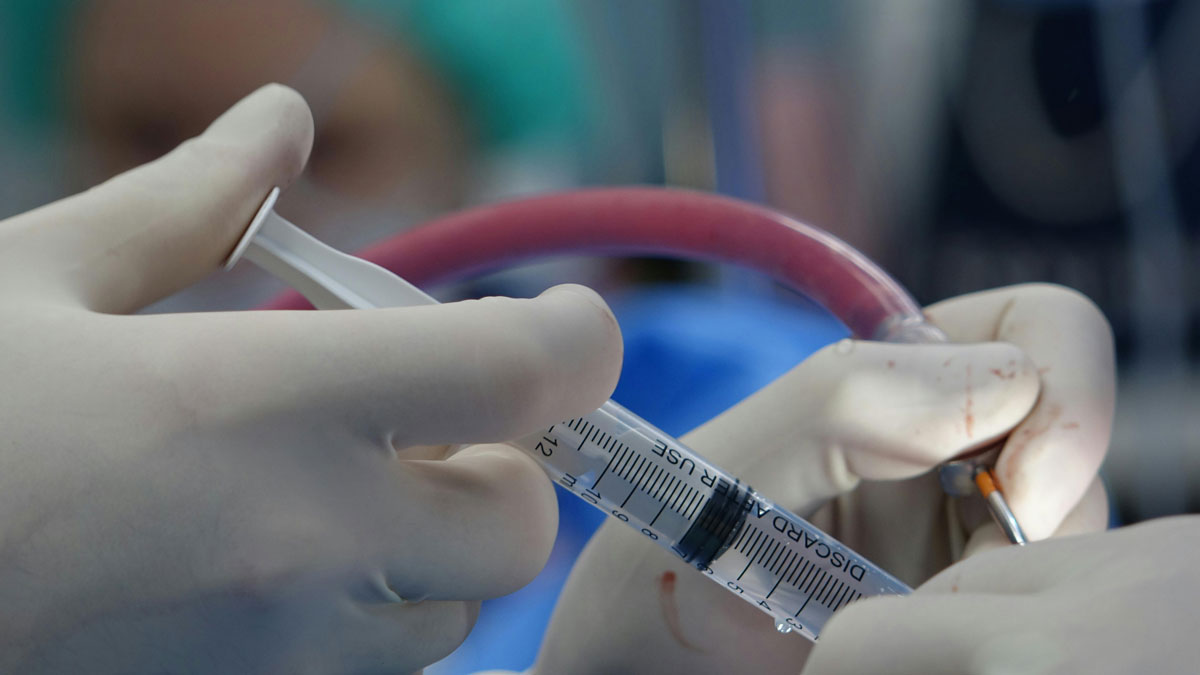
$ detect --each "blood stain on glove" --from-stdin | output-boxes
[965,363,975,439]
[1001,402,1065,484]
[658,571,702,652]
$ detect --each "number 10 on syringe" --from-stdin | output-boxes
[516,399,910,641]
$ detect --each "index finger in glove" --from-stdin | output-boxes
[685,339,1039,518]
[143,284,622,448]
[924,283,1116,541]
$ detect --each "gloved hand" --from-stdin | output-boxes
[534,284,1114,674]
[804,515,1197,674]
[0,85,622,673]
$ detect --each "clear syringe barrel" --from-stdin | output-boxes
[512,399,910,640]
[257,187,935,640]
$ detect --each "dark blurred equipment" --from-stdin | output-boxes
[906,0,1200,521]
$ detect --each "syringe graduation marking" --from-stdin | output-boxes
[593,445,623,487]
[617,453,638,481]
[803,568,825,595]
[826,583,846,610]
[549,414,891,634]
[761,539,781,565]
[772,549,796,577]
[653,474,677,501]
[806,575,834,614]
[797,580,821,615]
[669,483,692,512]
[829,580,851,607]
[816,576,834,604]
[789,558,812,587]
[732,523,753,551]
[626,454,649,485]
[765,540,786,573]
[614,445,634,476]
[574,428,703,525]
[737,527,761,554]
[681,490,700,519]
[766,553,802,599]
[646,466,668,497]
[716,517,873,616]
[741,532,770,579]
[661,478,683,506]
[775,550,799,578]
[620,456,650,506]
[737,536,766,580]
[830,583,853,611]
[758,539,781,570]
[795,560,818,591]
[638,465,663,494]
[822,579,845,608]
[649,477,681,526]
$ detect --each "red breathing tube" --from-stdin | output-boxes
[259,187,941,343]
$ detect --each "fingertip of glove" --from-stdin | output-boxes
[443,444,560,586]
[201,83,314,186]
[540,284,618,326]
[538,283,623,381]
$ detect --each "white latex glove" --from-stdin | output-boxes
[804,515,1199,674]
[0,85,622,673]
[534,284,1114,674]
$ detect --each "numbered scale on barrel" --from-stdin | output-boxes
[516,400,910,640]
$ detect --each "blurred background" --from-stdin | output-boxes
[1,0,1197,672]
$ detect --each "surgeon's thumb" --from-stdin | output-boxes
[683,340,1040,517]
[3,84,313,314]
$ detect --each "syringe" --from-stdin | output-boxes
[228,187,911,641]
